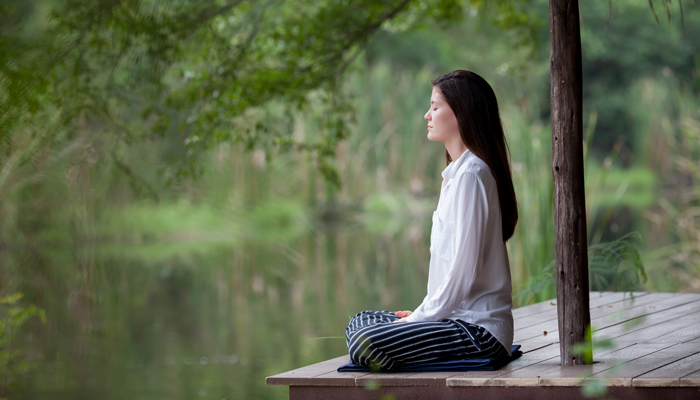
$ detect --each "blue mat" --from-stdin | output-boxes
[337,345,522,372]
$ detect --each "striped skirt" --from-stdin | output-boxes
[345,310,508,370]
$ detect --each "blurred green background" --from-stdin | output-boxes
[1,0,699,399]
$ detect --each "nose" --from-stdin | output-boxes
[424,110,430,121]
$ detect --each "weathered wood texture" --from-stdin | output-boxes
[267,292,700,399]
[549,0,590,367]
[289,386,700,400]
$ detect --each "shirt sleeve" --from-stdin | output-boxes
[405,172,490,322]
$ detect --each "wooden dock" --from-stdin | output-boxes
[266,292,700,399]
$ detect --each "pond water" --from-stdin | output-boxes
[5,217,444,400]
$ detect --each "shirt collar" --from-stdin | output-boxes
[441,148,473,180]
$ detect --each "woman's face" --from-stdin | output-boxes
[424,86,460,144]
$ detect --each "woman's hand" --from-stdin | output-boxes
[393,310,413,322]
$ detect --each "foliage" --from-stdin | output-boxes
[638,73,700,291]
[516,233,647,306]
[588,232,647,291]
[1,0,542,193]
[577,0,700,157]
[0,293,46,397]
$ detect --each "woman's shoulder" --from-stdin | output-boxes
[453,154,495,187]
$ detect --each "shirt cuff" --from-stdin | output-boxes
[405,312,420,323]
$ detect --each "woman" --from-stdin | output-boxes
[346,70,518,370]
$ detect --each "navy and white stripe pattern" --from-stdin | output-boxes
[346,310,508,370]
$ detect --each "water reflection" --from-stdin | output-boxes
[7,218,434,400]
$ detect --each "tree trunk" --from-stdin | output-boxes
[549,0,591,366]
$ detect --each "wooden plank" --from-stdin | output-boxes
[447,343,561,386]
[515,292,675,342]
[633,352,700,387]
[513,292,647,331]
[679,368,700,387]
[596,300,700,343]
[323,368,497,388]
[355,372,417,387]
[645,322,700,344]
[290,385,700,400]
[385,371,463,387]
[355,371,462,387]
[492,342,659,387]
[512,298,562,319]
[266,356,349,386]
[512,291,617,320]
[614,315,700,343]
[517,293,700,350]
[486,357,560,387]
[538,343,673,386]
[307,369,372,387]
[587,343,699,387]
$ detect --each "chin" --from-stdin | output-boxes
[426,132,442,142]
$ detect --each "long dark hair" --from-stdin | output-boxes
[433,70,518,241]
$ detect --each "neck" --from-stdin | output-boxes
[446,141,468,162]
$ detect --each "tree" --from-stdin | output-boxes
[1,1,539,189]
[549,0,690,367]
[549,0,590,367]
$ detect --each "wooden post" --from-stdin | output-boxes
[549,0,591,366]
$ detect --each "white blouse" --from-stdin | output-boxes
[405,148,514,355]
